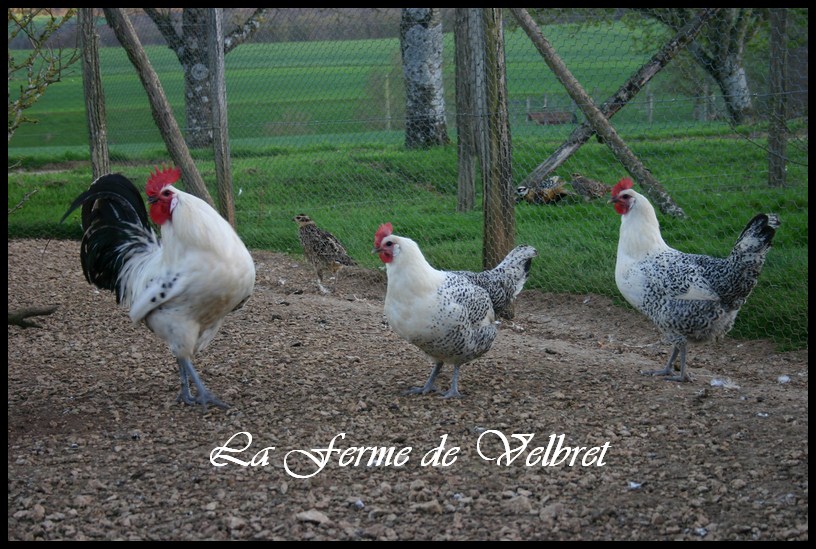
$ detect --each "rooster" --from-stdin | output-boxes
[610,178,779,382]
[373,223,536,397]
[293,213,356,294]
[60,167,256,410]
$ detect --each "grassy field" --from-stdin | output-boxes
[8,133,809,351]
[7,21,808,350]
[10,21,694,150]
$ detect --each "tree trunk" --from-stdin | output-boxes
[454,8,483,212]
[181,8,213,149]
[481,9,515,270]
[520,9,718,188]
[103,8,214,206]
[208,9,235,226]
[145,8,270,150]
[79,8,110,179]
[511,8,686,218]
[638,8,759,126]
[714,55,753,125]
[400,8,450,149]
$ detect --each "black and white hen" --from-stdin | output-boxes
[610,177,779,382]
[373,223,536,397]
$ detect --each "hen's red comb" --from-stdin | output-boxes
[611,177,634,198]
[146,165,181,197]
[374,222,393,249]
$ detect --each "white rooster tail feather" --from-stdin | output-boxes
[61,173,159,304]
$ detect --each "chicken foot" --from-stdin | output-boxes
[404,362,465,398]
[640,345,691,382]
[442,365,463,399]
[404,361,443,396]
[176,357,229,411]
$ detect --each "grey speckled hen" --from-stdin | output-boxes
[373,223,537,398]
[610,178,779,382]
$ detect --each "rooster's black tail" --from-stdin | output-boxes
[61,173,157,302]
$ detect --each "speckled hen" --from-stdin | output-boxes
[293,213,356,294]
[610,177,779,382]
[373,223,536,398]
[61,167,256,410]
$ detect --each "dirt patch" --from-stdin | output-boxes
[8,239,808,540]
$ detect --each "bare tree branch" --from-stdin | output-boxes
[224,8,271,54]
[8,8,80,143]
[143,8,184,53]
[7,189,38,215]
[8,306,58,329]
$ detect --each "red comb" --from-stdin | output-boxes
[146,165,181,197]
[374,222,393,249]
[611,177,634,198]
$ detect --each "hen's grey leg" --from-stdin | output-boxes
[665,344,692,382]
[640,345,680,378]
[441,365,463,399]
[405,361,443,395]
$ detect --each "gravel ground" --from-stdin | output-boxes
[7,238,808,540]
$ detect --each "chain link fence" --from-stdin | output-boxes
[8,8,808,349]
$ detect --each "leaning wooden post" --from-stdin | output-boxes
[511,7,692,218]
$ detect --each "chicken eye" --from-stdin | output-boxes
[162,190,172,197]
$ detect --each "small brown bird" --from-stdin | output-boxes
[570,172,612,201]
[293,214,356,293]
[515,176,573,205]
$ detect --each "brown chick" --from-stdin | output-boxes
[570,172,612,201]
[293,214,356,294]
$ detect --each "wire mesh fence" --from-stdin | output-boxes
[7,8,808,349]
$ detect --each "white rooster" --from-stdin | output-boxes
[373,223,536,397]
[610,177,779,382]
[61,167,256,410]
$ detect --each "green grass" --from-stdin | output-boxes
[8,134,808,351]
